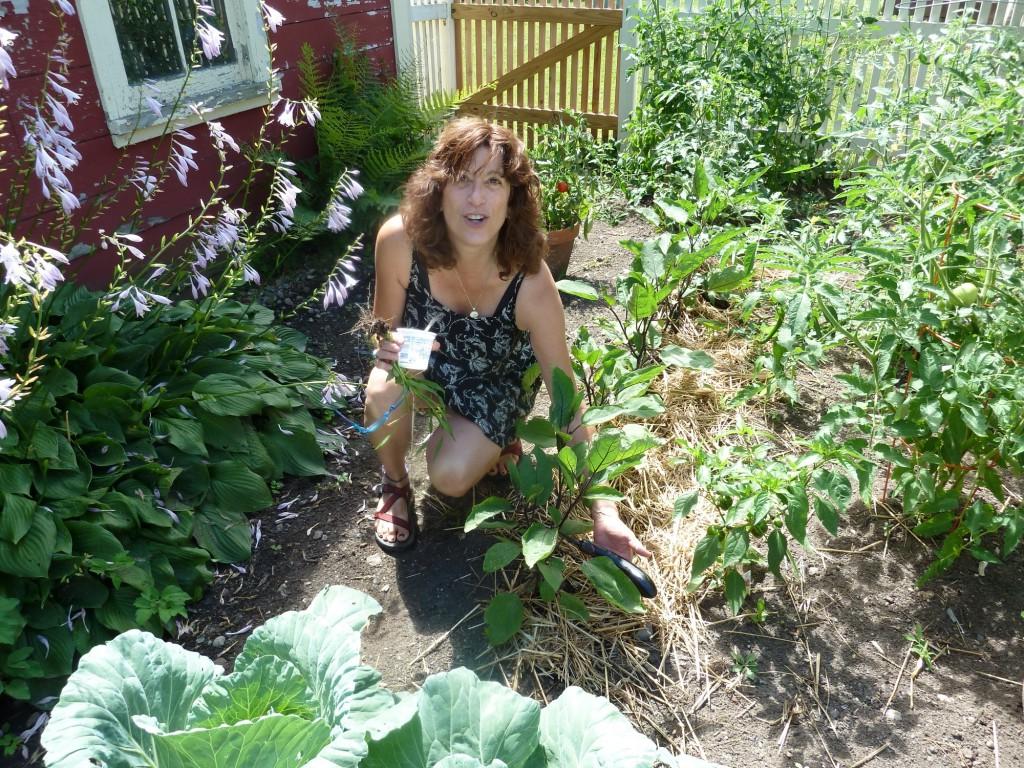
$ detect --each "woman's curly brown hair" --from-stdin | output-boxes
[400,117,546,277]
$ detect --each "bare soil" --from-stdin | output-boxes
[5,216,1022,768]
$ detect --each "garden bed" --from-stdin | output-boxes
[6,216,1022,767]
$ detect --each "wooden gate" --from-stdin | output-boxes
[453,1,625,143]
[391,0,631,144]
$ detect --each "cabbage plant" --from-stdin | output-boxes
[41,586,392,767]
[41,586,694,768]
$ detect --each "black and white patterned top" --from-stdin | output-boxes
[403,255,540,447]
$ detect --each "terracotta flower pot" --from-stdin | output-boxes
[544,223,580,280]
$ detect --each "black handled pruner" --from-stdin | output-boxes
[566,537,657,599]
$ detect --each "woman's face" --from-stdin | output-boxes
[441,146,510,254]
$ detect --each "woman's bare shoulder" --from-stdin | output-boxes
[376,213,411,251]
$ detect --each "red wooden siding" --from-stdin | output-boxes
[0,0,396,288]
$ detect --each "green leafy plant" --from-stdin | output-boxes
[730,648,759,683]
[41,586,678,768]
[621,0,866,202]
[0,5,363,704]
[530,112,612,234]
[681,425,870,614]
[464,370,660,644]
[0,288,339,702]
[299,31,461,234]
[904,623,936,671]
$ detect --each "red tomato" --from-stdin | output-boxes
[555,181,570,193]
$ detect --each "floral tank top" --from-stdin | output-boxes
[402,255,540,447]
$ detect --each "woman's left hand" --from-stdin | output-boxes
[591,502,652,561]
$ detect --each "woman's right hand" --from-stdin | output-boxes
[373,336,402,370]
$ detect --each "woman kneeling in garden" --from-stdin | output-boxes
[365,117,650,562]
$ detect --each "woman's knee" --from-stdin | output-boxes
[427,457,478,498]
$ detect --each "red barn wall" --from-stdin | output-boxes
[0,0,396,288]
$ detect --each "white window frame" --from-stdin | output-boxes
[78,0,274,148]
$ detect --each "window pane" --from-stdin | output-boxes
[173,0,237,71]
[108,0,185,83]
[108,0,237,86]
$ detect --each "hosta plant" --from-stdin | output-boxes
[41,586,683,768]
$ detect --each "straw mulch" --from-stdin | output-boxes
[487,302,781,760]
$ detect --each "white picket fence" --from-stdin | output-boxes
[389,0,1024,136]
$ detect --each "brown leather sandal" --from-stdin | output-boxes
[373,470,417,554]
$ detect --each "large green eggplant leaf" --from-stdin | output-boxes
[580,558,645,615]
[418,668,540,768]
[233,587,389,731]
[138,713,332,768]
[193,505,252,563]
[41,629,218,768]
[539,686,673,767]
[189,655,316,728]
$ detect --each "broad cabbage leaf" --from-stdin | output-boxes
[41,586,390,768]
[363,668,680,768]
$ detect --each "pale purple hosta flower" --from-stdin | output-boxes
[144,96,163,117]
[321,373,357,405]
[47,72,80,104]
[189,269,211,298]
[262,2,285,32]
[325,199,351,233]
[276,99,297,128]
[129,159,157,199]
[28,250,67,293]
[1,28,18,91]
[336,169,364,201]
[112,285,172,317]
[323,255,360,309]
[243,264,260,285]
[0,377,23,437]
[196,18,224,60]
[103,231,147,260]
[301,99,320,126]
[23,101,82,212]
[0,322,17,355]
[169,130,199,186]
[207,120,239,153]
[197,2,215,14]
[270,161,301,232]
[192,205,244,266]
[0,242,30,289]
[53,0,75,14]
[325,170,362,232]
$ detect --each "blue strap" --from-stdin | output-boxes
[335,392,406,435]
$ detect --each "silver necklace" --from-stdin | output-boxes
[452,265,489,319]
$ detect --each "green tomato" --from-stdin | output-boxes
[950,281,979,307]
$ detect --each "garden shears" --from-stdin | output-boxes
[566,537,657,599]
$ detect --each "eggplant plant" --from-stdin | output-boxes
[463,369,662,645]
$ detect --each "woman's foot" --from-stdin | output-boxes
[373,469,417,553]
[486,439,522,477]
